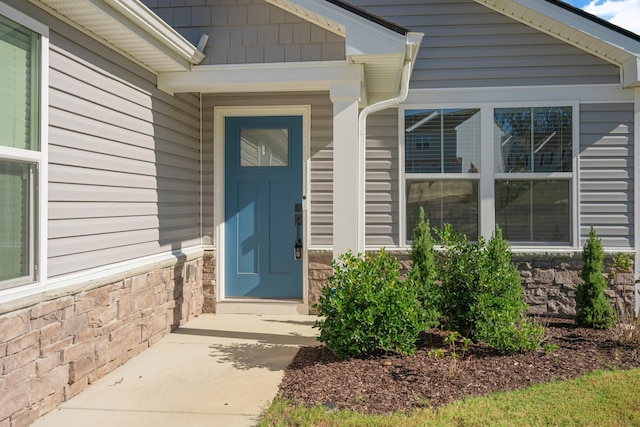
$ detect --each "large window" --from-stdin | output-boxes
[403,106,573,246]
[0,12,42,290]
[405,109,481,241]
[494,107,572,244]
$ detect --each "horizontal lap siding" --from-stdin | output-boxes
[366,109,399,247]
[201,92,333,247]
[348,0,620,88]
[579,103,634,248]
[48,30,201,278]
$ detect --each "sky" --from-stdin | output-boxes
[563,0,640,34]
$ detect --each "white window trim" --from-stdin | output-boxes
[0,2,49,298]
[399,100,579,251]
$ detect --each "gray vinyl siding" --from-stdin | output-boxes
[365,109,400,247]
[141,0,345,65]
[348,0,620,88]
[579,103,634,249]
[46,25,201,277]
[201,92,334,247]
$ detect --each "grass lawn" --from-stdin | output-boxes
[260,368,640,426]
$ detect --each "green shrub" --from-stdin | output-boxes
[576,226,616,329]
[407,207,441,328]
[436,225,542,353]
[314,249,427,358]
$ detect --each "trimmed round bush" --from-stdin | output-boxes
[314,249,427,358]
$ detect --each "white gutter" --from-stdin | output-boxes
[103,0,205,65]
[356,32,423,250]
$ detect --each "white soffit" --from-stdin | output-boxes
[31,0,203,73]
[476,0,640,85]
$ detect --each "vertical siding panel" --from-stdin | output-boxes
[348,0,620,88]
[202,92,334,247]
[47,28,201,277]
[579,103,634,248]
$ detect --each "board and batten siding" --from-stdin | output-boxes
[201,92,334,247]
[348,0,620,88]
[365,109,400,247]
[579,102,634,249]
[47,27,201,278]
[140,0,345,66]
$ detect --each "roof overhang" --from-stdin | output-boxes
[157,0,421,104]
[475,0,640,87]
[158,60,365,95]
[30,0,204,73]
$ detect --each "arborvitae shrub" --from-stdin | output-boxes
[576,226,616,329]
[407,207,441,328]
[436,225,543,353]
[314,249,427,358]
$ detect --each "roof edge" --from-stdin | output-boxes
[323,0,408,35]
[547,0,640,44]
[103,0,204,65]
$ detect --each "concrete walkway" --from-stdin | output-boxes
[32,314,319,427]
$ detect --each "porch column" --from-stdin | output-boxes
[330,81,363,260]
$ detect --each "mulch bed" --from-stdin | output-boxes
[278,318,640,414]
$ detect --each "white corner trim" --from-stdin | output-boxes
[623,57,640,88]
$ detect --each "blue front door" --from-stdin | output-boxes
[224,116,303,298]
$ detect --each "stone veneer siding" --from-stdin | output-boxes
[308,251,334,314]
[514,253,635,318]
[202,250,217,313]
[0,256,204,426]
[307,250,636,318]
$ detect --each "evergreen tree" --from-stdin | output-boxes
[576,226,616,329]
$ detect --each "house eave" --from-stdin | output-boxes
[158,60,365,96]
[475,0,640,86]
[30,0,203,73]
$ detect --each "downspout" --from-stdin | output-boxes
[356,32,423,250]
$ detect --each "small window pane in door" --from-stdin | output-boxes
[240,128,288,167]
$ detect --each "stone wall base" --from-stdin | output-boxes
[306,250,637,319]
[202,250,216,313]
[0,256,204,426]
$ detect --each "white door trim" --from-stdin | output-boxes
[213,105,311,312]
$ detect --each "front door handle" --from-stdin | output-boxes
[294,205,302,260]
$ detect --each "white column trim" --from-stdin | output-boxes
[330,81,363,259]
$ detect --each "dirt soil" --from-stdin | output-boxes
[278,318,640,414]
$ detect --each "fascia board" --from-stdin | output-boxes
[479,0,640,57]
[103,0,204,64]
[266,0,406,57]
[158,61,364,95]
[32,0,203,72]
